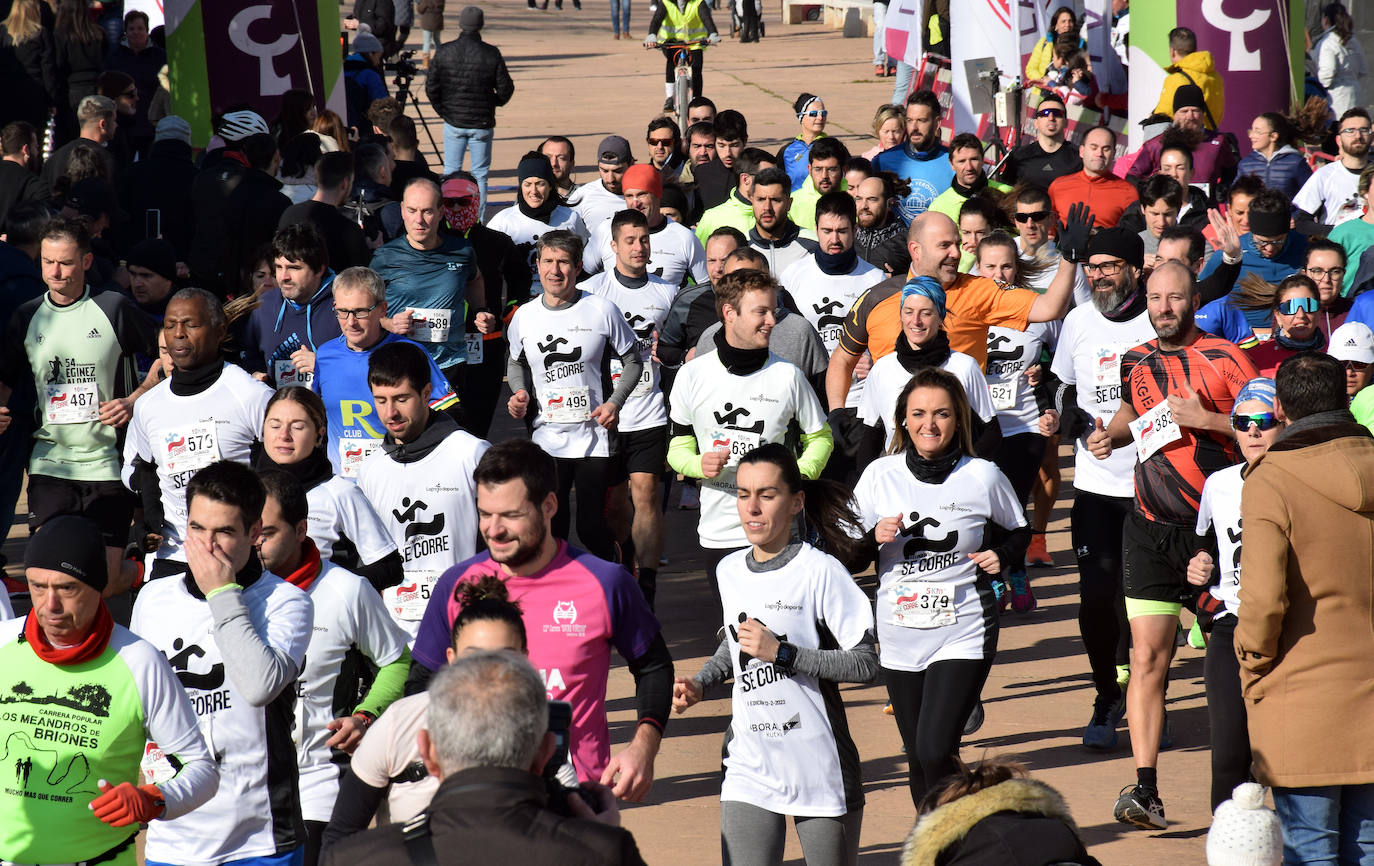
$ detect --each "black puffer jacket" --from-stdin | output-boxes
[353,0,396,45]
[856,211,911,276]
[424,32,514,130]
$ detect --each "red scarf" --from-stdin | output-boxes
[281,539,323,592]
[25,602,114,666]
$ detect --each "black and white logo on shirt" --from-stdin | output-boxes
[712,403,765,434]
[537,335,583,365]
[393,497,446,541]
[898,511,959,557]
[168,637,226,691]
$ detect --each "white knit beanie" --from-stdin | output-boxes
[1206,783,1283,866]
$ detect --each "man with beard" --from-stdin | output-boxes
[1001,93,1081,191]
[695,148,775,244]
[927,132,1012,224]
[871,90,954,222]
[0,121,49,229]
[407,438,673,802]
[1050,127,1138,229]
[1040,228,1157,755]
[571,136,636,230]
[788,137,850,232]
[747,167,818,276]
[852,171,911,275]
[1296,107,1373,234]
[1127,85,1238,192]
[1086,261,1258,831]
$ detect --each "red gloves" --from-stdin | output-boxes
[89,780,165,827]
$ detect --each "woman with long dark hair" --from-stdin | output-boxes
[675,443,875,866]
[1243,275,1326,376]
[854,367,1029,807]
[1316,2,1367,116]
[1237,114,1312,200]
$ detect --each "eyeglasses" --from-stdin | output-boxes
[1277,297,1319,315]
[1251,236,1286,250]
[1304,266,1346,280]
[1036,108,1066,119]
[1343,359,1371,372]
[335,303,380,321]
[1341,127,1373,137]
[1014,210,1050,223]
[1231,412,1280,431]
[803,110,828,118]
[1082,260,1126,276]
[647,137,674,146]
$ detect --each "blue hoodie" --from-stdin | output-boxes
[1199,232,1306,328]
[242,271,342,385]
[871,142,954,223]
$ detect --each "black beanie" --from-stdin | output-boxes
[1173,84,1206,114]
[1085,227,1145,269]
[25,515,108,592]
[517,154,556,185]
[127,238,178,282]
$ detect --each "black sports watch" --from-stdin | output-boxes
[774,641,798,672]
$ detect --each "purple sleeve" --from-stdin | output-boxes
[582,554,661,662]
[411,570,461,671]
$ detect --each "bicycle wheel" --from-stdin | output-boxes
[674,65,691,135]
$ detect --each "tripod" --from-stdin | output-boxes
[391,53,441,156]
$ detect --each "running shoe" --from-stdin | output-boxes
[1188,620,1206,649]
[1026,533,1052,567]
[883,702,894,716]
[994,578,1009,613]
[1113,784,1167,830]
[963,701,985,735]
[1116,664,1131,689]
[1082,694,1123,750]
[874,64,887,77]
[1009,570,1036,612]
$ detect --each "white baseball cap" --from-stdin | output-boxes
[1329,321,1374,365]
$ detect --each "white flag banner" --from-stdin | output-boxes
[1082,0,1126,92]
[950,0,1020,130]
[884,0,927,67]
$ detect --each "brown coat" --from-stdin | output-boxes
[1236,420,1374,788]
[416,0,445,31]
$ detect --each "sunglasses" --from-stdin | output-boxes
[1014,210,1050,223]
[647,137,675,146]
[1231,412,1280,431]
[803,110,828,118]
[1277,297,1319,315]
[1344,360,1371,373]
[1036,108,1066,119]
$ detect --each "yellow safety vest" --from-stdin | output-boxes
[660,0,708,49]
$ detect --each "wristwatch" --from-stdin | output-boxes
[774,641,798,672]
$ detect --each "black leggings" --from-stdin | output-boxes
[303,819,326,866]
[662,47,705,96]
[1205,616,1252,810]
[553,456,617,562]
[885,658,994,807]
[990,432,1045,571]
[460,336,506,439]
[1070,490,1131,707]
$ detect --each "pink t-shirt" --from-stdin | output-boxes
[411,541,661,781]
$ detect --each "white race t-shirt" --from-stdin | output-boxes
[131,573,313,866]
[568,179,627,232]
[292,560,409,821]
[668,351,829,548]
[855,454,1026,672]
[858,350,995,449]
[485,205,589,295]
[1195,462,1245,620]
[1050,304,1153,498]
[1294,159,1364,227]
[507,291,639,457]
[585,215,709,288]
[122,365,273,562]
[356,428,489,635]
[984,322,1057,436]
[780,254,885,408]
[1018,238,1090,306]
[308,475,399,566]
[584,269,678,432]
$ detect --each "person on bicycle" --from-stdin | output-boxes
[644,0,721,112]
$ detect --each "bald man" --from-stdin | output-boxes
[824,211,1079,408]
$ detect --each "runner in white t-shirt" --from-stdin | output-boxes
[1294,108,1370,230]
[123,289,273,579]
[506,230,642,564]
[584,209,678,608]
[853,366,1027,808]
[254,471,409,865]
[674,445,875,866]
[486,153,590,296]
[779,192,884,410]
[667,268,833,618]
[355,341,490,638]
[583,164,708,289]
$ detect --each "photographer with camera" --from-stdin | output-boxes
[322,650,646,865]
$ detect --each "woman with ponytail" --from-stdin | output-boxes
[674,442,875,866]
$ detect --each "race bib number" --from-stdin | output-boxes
[44,381,99,424]
[889,580,957,629]
[610,359,653,398]
[707,428,762,467]
[163,425,220,474]
[465,333,484,364]
[339,437,383,479]
[141,742,179,785]
[1130,401,1182,461]
[409,307,453,343]
[988,378,1019,412]
[1093,344,1127,389]
[384,571,439,621]
[274,359,312,388]
[543,385,592,423]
